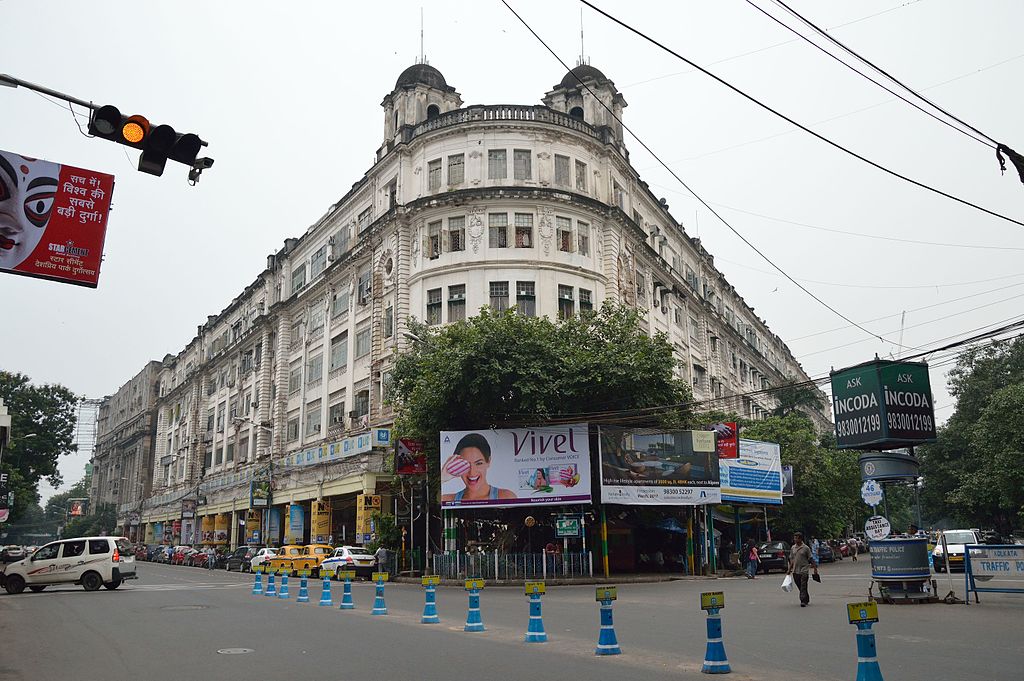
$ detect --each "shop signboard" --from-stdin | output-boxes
[720,439,782,505]
[214,514,229,545]
[355,494,380,539]
[830,360,937,450]
[781,465,794,497]
[181,498,197,519]
[599,427,720,505]
[162,523,172,544]
[440,424,592,509]
[182,518,195,544]
[286,504,305,544]
[153,522,164,544]
[0,149,114,288]
[311,500,331,543]
[245,510,261,544]
[396,438,427,475]
[172,520,181,541]
[250,466,271,508]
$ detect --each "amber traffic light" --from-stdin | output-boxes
[88,104,210,177]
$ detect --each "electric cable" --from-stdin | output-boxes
[747,0,991,148]
[501,0,900,348]
[577,0,1024,228]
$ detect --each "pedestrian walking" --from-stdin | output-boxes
[207,546,216,570]
[746,541,759,579]
[787,532,818,607]
[847,537,858,562]
[810,536,820,565]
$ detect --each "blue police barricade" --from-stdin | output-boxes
[964,544,1024,604]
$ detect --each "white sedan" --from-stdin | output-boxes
[320,546,375,579]
[249,547,279,570]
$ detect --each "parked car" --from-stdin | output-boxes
[756,541,790,574]
[933,529,982,572]
[225,545,265,572]
[249,547,278,571]
[817,541,835,563]
[320,545,376,579]
[170,546,193,565]
[831,539,850,558]
[265,545,305,574]
[0,546,26,563]
[1,536,136,593]
[182,548,203,566]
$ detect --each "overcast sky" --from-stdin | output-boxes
[3,0,1022,502]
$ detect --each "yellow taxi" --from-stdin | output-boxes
[265,544,334,576]
[265,545,304,575]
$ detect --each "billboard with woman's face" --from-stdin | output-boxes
[0,149,113,287]
[439,424,592,509]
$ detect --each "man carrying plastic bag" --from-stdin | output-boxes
[786,532,818,607]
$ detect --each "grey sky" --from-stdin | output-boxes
[3,0,1022,503]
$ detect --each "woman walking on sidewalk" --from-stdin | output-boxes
[745,541,759,579]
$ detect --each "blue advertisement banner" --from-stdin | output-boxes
[720,439,782,505]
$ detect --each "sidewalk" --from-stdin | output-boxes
[392,571,729,586]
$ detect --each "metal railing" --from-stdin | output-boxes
[404,105,604,144]
[431,551,593,581]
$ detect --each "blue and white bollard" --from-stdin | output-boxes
[264,570,277,597]
[524,582,547,643]
[251,568,263,595]
[701,608,731,674]
[318,574,333,606]
[296,571,310,603]
[372,572,388,615]
[339,571,355,610]
[855,622,884,681]
[595,598,621,655]
[421,575,440,624]
[277,570,290,599]
[464,579,485,632]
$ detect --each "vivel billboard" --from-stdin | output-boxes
[830,359,937,450]
[0,150,114,287]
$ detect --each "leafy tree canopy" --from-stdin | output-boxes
[0,371,80,522]
[390,302,692,450]
[920,338,1024,533]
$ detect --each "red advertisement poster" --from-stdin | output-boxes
[712,422,738,459]
[0,149,114,288]
[396,437,427,475]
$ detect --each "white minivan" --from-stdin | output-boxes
[1,536,136,593]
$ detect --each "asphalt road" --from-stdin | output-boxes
[1,557,1021,681]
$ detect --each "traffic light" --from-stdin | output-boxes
[88,104,209,178]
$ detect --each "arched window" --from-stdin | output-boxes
[393,110,399,133]
[569,106,584,121]
[427,104,440,120]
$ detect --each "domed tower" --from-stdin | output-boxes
[381,62,462,146]
[542,62,627,154]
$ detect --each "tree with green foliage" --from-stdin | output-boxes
[920,338,1024,534]
[61,503,116,538]
[0,372,80,522]
[771,378,825,418]
[390,302,693,466]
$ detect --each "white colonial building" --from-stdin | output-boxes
[112,62,827,546]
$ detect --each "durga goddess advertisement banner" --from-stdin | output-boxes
[439,424,592,509]
[0,149,114,288]
[214,514,229,545]
[201,516,215,543]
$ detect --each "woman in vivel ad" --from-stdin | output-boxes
[0,151,59,271]
[441,433,516,503]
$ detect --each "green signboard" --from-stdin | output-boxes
[830,360,937,450]
[555,515,581,538]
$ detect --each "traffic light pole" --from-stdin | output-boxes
[0,73,97,111]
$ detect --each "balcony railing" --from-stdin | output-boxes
[404,105,605,144]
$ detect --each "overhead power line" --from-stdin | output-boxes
[578,0,1024,228]
[501,0,900,348]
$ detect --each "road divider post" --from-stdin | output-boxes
[594,586,621,655]
[372,572,389,615]
[264,567,277,597]
[277,568,290,600]
[421,575,441,623]
[847,601,884,681]
[338,570,355,610]
[296,569,310,603]
[524,581,547,643]
[464,578,485,632]
[251,564,263,595]
[318,572,333,606]
[701,591,730,674]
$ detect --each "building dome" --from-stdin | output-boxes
[395,63,451,91]
[559,64,609,88]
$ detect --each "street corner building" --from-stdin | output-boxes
[91,61,828,553]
